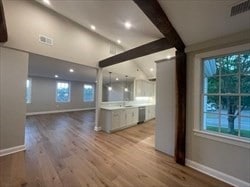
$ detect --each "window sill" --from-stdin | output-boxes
[193,129,250,149]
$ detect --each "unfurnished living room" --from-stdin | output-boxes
[0,0,250,187]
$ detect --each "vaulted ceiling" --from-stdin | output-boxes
[35,0,250,78]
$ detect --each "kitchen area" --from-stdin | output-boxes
[99,70,156,133]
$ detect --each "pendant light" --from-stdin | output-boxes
[124,75,128,92]
[108,72,112,91]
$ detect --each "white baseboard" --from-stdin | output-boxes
[94,126,102,131]
[0,145,26,157]
[26,108,96,116]
[186,159,250,187]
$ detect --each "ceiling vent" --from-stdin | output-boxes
[230,0,250,16]
[39,35,53,46]
[148,78,156,82]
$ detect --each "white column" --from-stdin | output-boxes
[155,58,176,156]
[94,67,103,131]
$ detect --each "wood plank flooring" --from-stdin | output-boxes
[0,111,231,187]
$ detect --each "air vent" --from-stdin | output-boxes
[39,35,53,46]
[148,78,156,82]
[230,0,250,16]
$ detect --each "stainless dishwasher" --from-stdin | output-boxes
[138,106,146,124]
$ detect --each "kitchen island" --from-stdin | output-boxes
[100,104,155,133]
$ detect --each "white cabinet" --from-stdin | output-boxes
[111,110,122,130]
[145,105,155,121]
[126,108,138,126]
[101,107,139,133]
[134,80,155,97]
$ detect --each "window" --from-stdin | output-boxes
[56,82,70,102]
[83,84,94,102]
[202,50,250,139]
[26,79,32,103]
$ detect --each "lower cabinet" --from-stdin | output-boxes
[101,108,139,133]
[145,105,155,121]
[126,108,138,126]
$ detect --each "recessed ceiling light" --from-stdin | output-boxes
[54,75,59,78]
[150,68,154,72]
[69,69,74,73]
[43,0,51,5]
[167,55,171,59]
[117,40,121,44]
[90,25,96,30]
[124,21,132,29]
[108,86,112,91]
[116,77,119,81]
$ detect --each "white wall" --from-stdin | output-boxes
[27,76,95,114]
[155,58,176,156]
[0,47,28,150]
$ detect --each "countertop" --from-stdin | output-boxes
[101,104,155,111]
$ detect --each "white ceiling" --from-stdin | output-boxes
[34,0,250,78]
[29,53,97,82]
[36,0,250,48]
[35,0,163,50]
[159,0,250,45]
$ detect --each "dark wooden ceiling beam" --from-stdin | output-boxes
[0,0,8,42]
[99,38,173,67]
[133,0,185,51]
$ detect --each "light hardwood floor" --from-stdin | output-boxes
[0,111,231,187]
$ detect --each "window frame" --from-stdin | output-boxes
[26,78,32,104]
[56,81,71,103]
[193,43,250,149]
[83,84,95,102]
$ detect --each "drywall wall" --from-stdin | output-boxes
[1,0,121,68]
[155,58,176,156]
[0,47,28,150]
[27,76,95,113]
[186,30,250,183]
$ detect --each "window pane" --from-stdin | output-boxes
[203,113,219,132]
[239,52,250,74]
[56,82,70,102]
[240,117,250,138]
[221,75,238,93]
[26,79,32,103]
[220,55,239,75]
[241,75,250,94]
[203,58,220,76]
[241,96,250,117]
[203,95,219,113]
[204,77,219,94]
[220,115,239,136]
[83,84,94,102]
[221,96,239,115]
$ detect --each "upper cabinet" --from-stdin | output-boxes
[134,79,155,97]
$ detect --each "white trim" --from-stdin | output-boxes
[0,145,26,157]
[94,126,102,131]
[26,108,96,116]
[186,159,250,187]
[193,129,250,149]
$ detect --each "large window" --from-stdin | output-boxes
[26,79,32,104]
[56,82,70,103]
[202,50,250,139]
[83,84,95,102]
